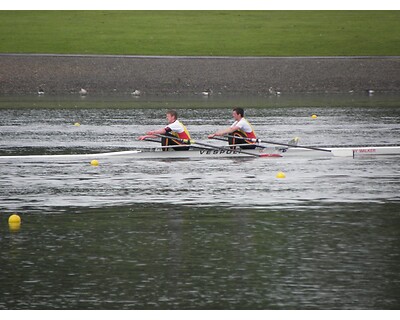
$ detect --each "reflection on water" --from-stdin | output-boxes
[0,95,399,309]
[1,204,400,309]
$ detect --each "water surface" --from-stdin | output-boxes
[0,94,399,309]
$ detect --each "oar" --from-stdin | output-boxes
[143,138,214,151]
[143,138,162,144]
[154,134,270,158]
[210,136,269,149]
[225,135,332,153]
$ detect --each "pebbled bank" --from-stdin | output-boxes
[1,54,399,96]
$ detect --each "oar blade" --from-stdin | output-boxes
[259,153,283,158]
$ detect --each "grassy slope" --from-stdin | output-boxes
[0,11,399,56]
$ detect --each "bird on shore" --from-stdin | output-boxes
[366,89,374,96]
[38,87,45,95]
[79,88,87,95]
[202,89,212,96]
[131,90,141,96]
[268,87,281,95]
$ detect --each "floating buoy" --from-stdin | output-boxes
[311,114,317,119]
[9,223,21,232]
[8,214,21,232]
[276,171,286,179]
[9,214,21,224]
[90,160,99,166]
[74,122,81,126]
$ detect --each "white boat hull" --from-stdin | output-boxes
[0,145,399,161]
[330,146,400,157]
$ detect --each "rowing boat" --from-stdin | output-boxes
[0,145,399,161]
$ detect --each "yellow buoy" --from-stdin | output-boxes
[276,171,286,179]
[9,223,21,232]
[74,122,81,126]
[90,159,99,166]
[311,114,317,119]
[8,214,21,224]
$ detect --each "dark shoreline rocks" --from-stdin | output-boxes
[1,54,399,96]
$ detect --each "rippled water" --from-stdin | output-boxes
[1,95,400,309]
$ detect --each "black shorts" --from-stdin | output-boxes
[161,133,190,151]
[228,131,256,149]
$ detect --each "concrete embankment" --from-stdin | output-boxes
[0,54,399,96]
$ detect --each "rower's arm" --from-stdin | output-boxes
[139,127,167,140]
[208,126,239,138]
[147,128,167,135]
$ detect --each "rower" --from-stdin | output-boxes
[138,110,191,151]
[208,107,257,149]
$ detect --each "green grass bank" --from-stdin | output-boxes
[0,11,399,56]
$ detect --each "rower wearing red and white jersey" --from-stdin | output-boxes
[139,110,191,151]
[208,107,257,149]
[165,117,191,142]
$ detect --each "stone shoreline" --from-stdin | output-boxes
[0,54,399,96]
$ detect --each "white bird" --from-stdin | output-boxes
[79,88,87,95]
[38,88,44,95]
[131,90,141,96]
[202,89,212,96]
[366,89,374,95]
[269,87,281,95]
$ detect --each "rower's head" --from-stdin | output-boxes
[166,110,178,123]
[232,107,244,121]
